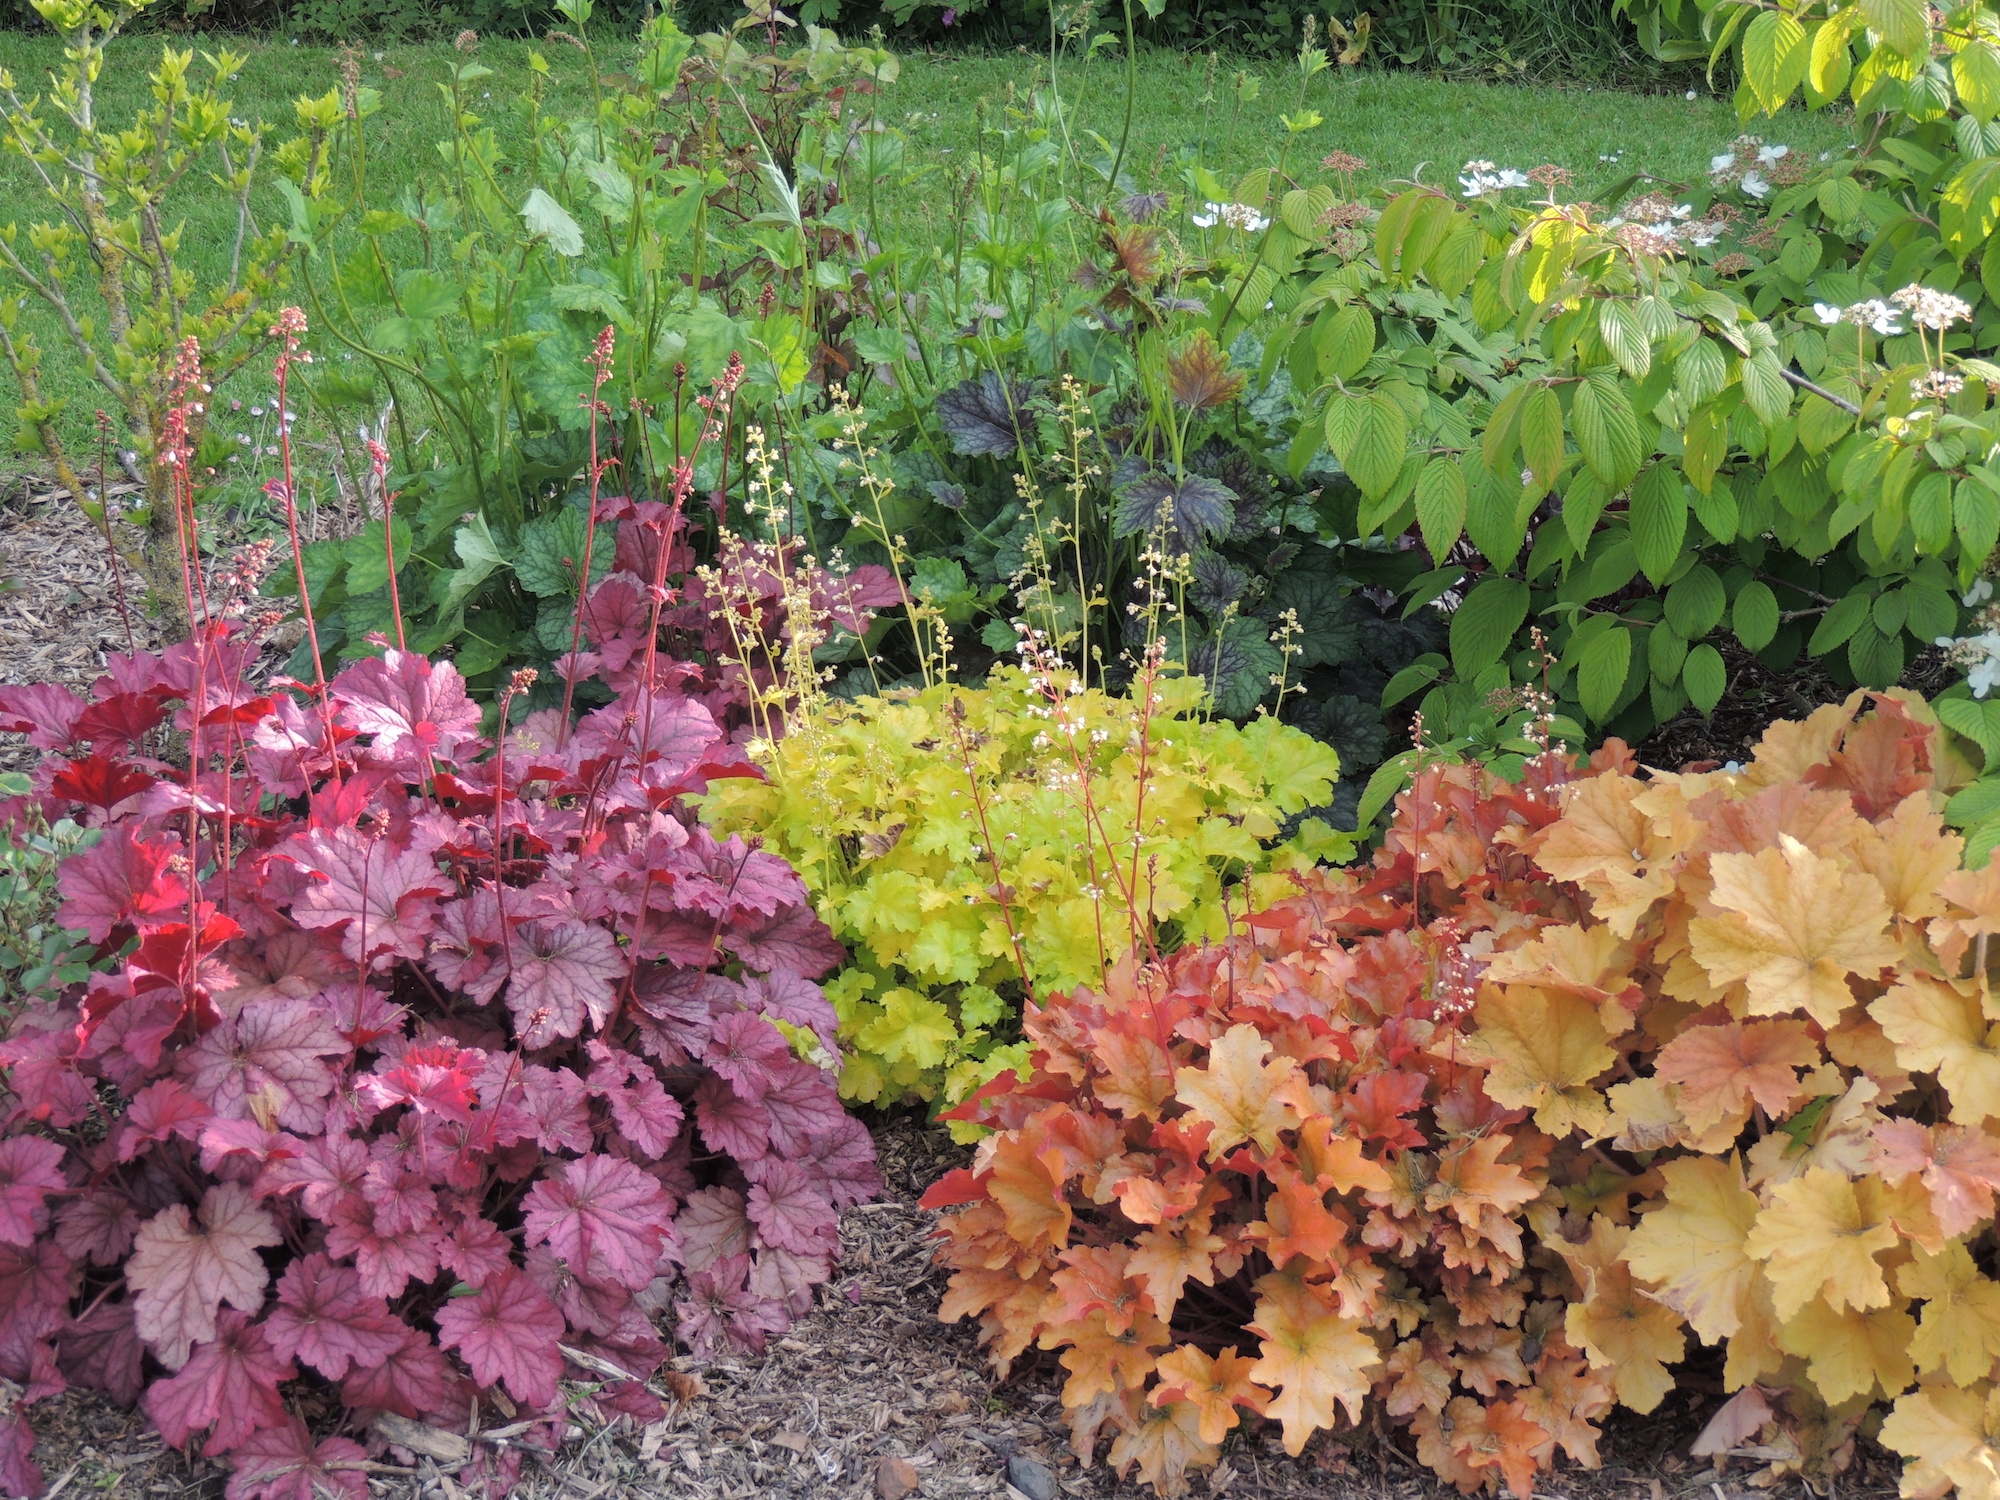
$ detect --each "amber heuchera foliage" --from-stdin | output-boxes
[926,692,2000,1499]
[923,750,1632,1496]
[1501,691,2000,1497]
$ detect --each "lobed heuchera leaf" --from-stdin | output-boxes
[521,1154,672,1291]
[223,1420,367,1500]
[143,1311,293,1455]
[0,1140,66,1248]
[127,1185,280,1371]
[435,1267,566,1409]
[263,1253,404,1379]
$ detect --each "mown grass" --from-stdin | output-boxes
[0,28,1853,473]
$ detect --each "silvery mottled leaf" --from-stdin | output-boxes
[1113,473,1236,541]
[935,372,1039,458]
[520,188,584,257]
[1186,622,1283,718]
[1122,191,1169,224]
[1190,552,1248,616]
[927,481,967,510]
[1268,568,1360,667]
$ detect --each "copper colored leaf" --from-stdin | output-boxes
[1167,331,1247,411]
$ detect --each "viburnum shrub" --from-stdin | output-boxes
[922,747,1613,1495]
[0,598,876,1488]
[926,690,2000,1498]
[702,658,1346,1130]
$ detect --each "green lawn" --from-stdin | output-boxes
[0,29,1852,476]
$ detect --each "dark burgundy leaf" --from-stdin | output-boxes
[223,1418,367,1500]
[57,1300,145,1406]
[721,903,843,977]
[54,1191,142,1268]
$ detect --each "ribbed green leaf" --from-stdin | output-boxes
[1449,576,1530,677]
[1732,580,1780,650]
[1665,564,1727,638]
[1577,626,1634,722]
[1630,466,1689,586]
[1683,643,1726,714]
[1415,457,1467,565]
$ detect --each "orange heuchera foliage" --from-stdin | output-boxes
[923,749,1639,1496]
[927,691,2000,1499]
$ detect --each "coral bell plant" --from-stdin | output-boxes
[0,576,875,1488]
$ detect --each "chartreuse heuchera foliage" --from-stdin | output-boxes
[925,691,2000,1498]
[0,566,877,1493]
[702,667,1345,1127]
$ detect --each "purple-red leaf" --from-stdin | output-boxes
[332,651,483,770]
[522,1154,672,1292]
[288,827,448,963]
[0,1137,66,1247]
[504,918,626,1048]
[57,825,188,942]
[743,1159,838,1255]
[57,1300,144,1406]
[178,997,345,1135]
[339,1326,454,1420]
[143,1310,293,1455]
[435,1267,564,1409]
[263,1253,404,1379]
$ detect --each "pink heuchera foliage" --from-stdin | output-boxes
[0,556,878,1495]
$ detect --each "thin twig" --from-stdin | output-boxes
[1779,365,1862,414]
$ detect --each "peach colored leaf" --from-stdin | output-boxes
[1150,1344,1270,1444]
[1654,1019,1820,1136]
[1247,1293,1380,1456]
[1174,1024,1310,1162]
[1690,835,1898,1026]
[128,1183,280,1371]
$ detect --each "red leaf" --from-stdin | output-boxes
[339,1326,454,1419]
[435,1267,565,1409]
[693,1075,769,1159]
[128,1184,280,1371]
[358,1040,478,1125]
[263,1253,404,1380]
[196,695,275,730]
[56,1300,144,1406]
[0,1138,66,1247]
[57,825,187,942]
[288,827,448,963]
[74,691,166,748]
[757,1058,852,1158]
[522,1154,672,1292]
[0,1241,78,1352]
[142,1311,292,1455]
[504,918,626,1048]
[222,1418,366,1500]
[178,997,345,1134]
[743,1159,836,1255]
[49,752,155,813]
[0,1026,95,1128]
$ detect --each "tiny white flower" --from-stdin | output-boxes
[1758,144,1789,164]
[1686,89,1698,100]
[1496,169,1532,189]
[1710,152,1736,173]
[1967,578,1995,606]
[1740,171,1771,198]
[1814,302,1844,325]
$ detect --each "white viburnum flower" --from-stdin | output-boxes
[1757,143,1790,164]
[1740,171,1771,198]
[1710,151,1736,173]
[1815,302,1844,325]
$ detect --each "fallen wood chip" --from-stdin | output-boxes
[375,1413,472,1463]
